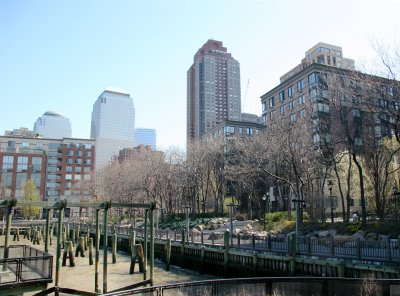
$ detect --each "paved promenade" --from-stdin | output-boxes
[0,234,214,295]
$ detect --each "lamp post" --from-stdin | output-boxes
[292,198,306,242]
[227,204,236,246]
[261,194,268,231]
[328,180,334,224]
[183,206,191,244]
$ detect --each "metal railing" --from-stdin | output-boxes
[103,277,400,296]
[20,221,400,264]
[0,245,53,289]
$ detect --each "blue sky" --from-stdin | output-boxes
[1,0,400,150]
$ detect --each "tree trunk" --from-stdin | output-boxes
[352,153,367,227]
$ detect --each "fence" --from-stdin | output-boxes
[0,245,53,288]
[100,225,400,265]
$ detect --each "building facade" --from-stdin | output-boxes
[33,111,72,139]
[260,42,398,216]
[187,39,241,143]
[91,88,135,168]
[135,128,156,150]
[118,144,163,163]
[0,136,95,202]
[5,127,38,138]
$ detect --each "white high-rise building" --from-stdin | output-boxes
[91,87,135,168]
[135,128,156,150]
[33,111,72,139]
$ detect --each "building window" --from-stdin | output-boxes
[2,156,14,171]
[288,85,294,97]
[85,144,92,149]
[17,156,28,172]
[224,126,235,135]
[279,90,285,102]
[290,114,297,122]
[262,101,267,113]
[298,95,305,104]
[269,97,275,108]
[21,142,29,148]
[297,80,304,92]
[317,103,330,113]
[300,109,306,118]
[379,99,388,108]
[280,105,285,115]
[246,128,253,135]
[289,100,296,110]
[270,110,275,120]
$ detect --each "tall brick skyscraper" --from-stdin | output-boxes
[187,40,241,143]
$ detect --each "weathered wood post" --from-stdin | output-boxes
[76,237,85,257]
[200,246,205,275]
[70,229,76,246]
[94,208,100,294]
[13,227,20,242]
[45,208,51,253]
[62,241,75,267]
[252,253,258,276]
[149,203,155,285]
[337,260,345,277]
[356,238,361,260]
[129,244,144,274]
[55,200,66,288]
[288,233,296,275]
[268,234,272,252]
[181,229,185,268]
[223,230,229,276]
[201,231,204,244]
[165,239,172,271]
[3,198,16,270]
[30,225,35,241]
[252,234,256,251]
[62,229,67,249]
[237,233,240,247]
[88,237,94,265]
[112,233,117,263]
[102,201,111,294]
[143,209,148,281]
[387,238,392,262]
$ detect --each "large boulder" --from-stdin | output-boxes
[351,230,366,241]
[365,232,378,241]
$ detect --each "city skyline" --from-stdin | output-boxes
[1,0,400,151]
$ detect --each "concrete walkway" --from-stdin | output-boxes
[0,234,215,295]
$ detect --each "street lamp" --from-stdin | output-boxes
[183,206,191,244]
[227,204,236,246]
[261,194,268,231]
[328,180,334,224]
[292,198,306,242]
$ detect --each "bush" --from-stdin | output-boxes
[347,222,362,233]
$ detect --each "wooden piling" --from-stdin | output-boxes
[13,228,20,242]
[62,241,75,267]
[89,237,94,265]
[165,239,171,271]
[223,230,229,277]
[75,237,85,257]
[112,234,117,264]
